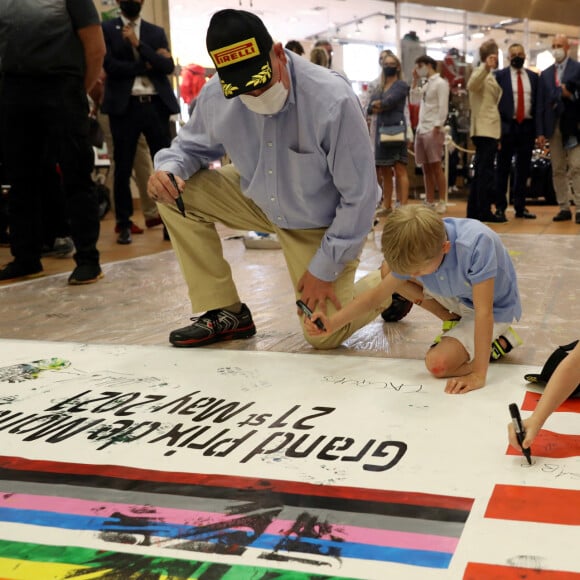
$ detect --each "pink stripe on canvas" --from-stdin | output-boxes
[0,492,458,553]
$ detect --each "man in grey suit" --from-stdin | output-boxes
[537,34,580,223]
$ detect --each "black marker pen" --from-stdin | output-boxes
[166,172,186,217]
[296,300,326,331]
[509,402,532,465]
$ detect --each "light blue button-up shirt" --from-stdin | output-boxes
[154,51,379,282]
[393,218,521,322]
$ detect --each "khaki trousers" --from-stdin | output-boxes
[157,164,390,349]
[550,124,580,211]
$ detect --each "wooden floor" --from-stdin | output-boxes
[1,194,576,280]
[1,193,579,371]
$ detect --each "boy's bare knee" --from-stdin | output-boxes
[425,349,450,378]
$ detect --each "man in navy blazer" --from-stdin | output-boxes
[494,43,538,221]
[102,0,179,244]
[537,34,580,223]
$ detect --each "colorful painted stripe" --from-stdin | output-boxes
[0,457,473,570]
[464,562,580,579]
[0,494,459,554]
[521,391,580,414]
[505,429,580,459]
[0,456,473,521]
[485,484,580,525]
[0,538,356,580]
[0,480,467,539]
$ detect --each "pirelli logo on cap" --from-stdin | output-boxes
[211,38,260,68]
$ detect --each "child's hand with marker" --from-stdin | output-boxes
[297,300,331,335]
[508,341,580,453]
[508,416,540,452]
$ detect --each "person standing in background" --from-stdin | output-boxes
[367,52,410,215]
[536,34,580,223]
[466,39,503,223]
[0,0,105,284]
[285,40,305,56]
[410,55,449,213]
[314,39,349,81]
[494,43,538,222]
[310,47,329,68]
[101,0,180,245]
[90,70,165,234]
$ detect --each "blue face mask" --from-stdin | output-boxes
[383,66,398,77]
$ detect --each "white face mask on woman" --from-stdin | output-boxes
[239,62,289,115]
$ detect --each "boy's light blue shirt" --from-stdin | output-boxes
[154,51,379,282]
[393,218,521,322]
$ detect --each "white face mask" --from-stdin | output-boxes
[239,78,288,115]
[552,48,566,63]
[417,66,428,78]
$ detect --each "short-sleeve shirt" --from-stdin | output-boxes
[0,0,100,77]
[393,218,521,322]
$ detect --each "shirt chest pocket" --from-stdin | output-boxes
[287,148,327,197]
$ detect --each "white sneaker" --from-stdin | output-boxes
[243,232,281,250]
[436,200,447,214]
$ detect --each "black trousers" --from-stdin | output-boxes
[108,96,172,228]
[467,136,498,220]
[495,119,535,214]
[0,75,100,268]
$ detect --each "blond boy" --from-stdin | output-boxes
[306,205,522,394]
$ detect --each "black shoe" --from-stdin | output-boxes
[68,263,103,285]
[117,227,132,245]
[553,209,572,222]
[480,212,503,223]
[494,209,508,222]
[0,261,44,282]
[169,303,257,347]
[515,209,536,219]
[381,293,413,322]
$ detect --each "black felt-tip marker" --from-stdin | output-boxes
[166,172,186,217]
[296,300,326,331]
[509,403,532,465]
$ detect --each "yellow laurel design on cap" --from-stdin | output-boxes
[245,62,272,88]
[220,80,239,97]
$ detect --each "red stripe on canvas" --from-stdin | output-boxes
[464,562,580,579]
[521,391,580,413]
[485,484,580,525]
[505,429,580,459]
[0,455,473,511]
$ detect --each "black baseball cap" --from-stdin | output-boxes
[206,9,274,99]
[524,340,580,398]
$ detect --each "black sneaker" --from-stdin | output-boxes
[381,293,413,322]
[169,304,256,347]
[0,261,44,282]
[68,263,103,285]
